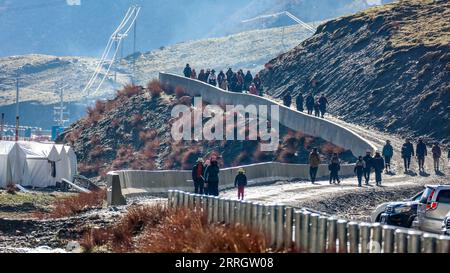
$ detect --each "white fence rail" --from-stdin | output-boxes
[168,190,450,253]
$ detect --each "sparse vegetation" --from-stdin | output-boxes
[35,188,106,219]
[79,205,269,253]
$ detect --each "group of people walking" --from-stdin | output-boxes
[284,93,329,118]
[183,64,263,95]
[400,138,445,174]
[192,156,248,200]
[308,138,448,188]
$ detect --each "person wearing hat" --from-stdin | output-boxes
[372,151,385,186]
[382,140,394,174]
[234,168,248,200]
[192,158,205,194]
[205,157,220,196]
[308,148,321,183]
[401,138,414,173]
[363,150,373,185]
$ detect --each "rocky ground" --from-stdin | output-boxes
[260,0,450,143]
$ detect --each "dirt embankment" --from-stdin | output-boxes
[260,0,450,143]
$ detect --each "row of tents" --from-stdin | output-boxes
[0,141,77,189]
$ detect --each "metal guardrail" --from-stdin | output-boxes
[167,190,450,253]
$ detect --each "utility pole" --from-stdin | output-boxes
[132,13,137,84]
[54,85,69,127]
[0,113,4,140]
[114,34,118,84]
[15,77,19,141]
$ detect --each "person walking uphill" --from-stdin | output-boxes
[192,158,205,194]
[183,64,192,78]
[363,150,373,185]
[283,93,292,108]
[328,153,341,184]
[309,148,321,183]
[234,168,247,200]
[416,138,427,173]
[401,138,414,173]
[314,100,320,117]
[354,156,366,187]
[372,151,385,186]
[306,94,315,115]
[382,140,394,174]
[432,143,442,172]
[296,93,304,112]
[318,94,328,118]
[205,159,220,196]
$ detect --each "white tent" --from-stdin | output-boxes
[55,145,71,183]
[64,146,78,182]
[0,141,30,188]
[17,142,61,188]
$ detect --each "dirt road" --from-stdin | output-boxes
[221,113,449,220]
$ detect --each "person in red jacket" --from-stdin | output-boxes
[192,158,205,194]
[234,168,247,200]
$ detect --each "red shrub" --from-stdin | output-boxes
[117,84,142,98]
[175,86,186,98]
[147,79,163,98]
[181,148,201,170]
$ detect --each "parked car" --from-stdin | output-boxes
[414,185,450,234]
[379,200,418,228]
[371,190,423,223]
[441,211,450,235]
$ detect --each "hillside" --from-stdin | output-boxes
[210,0,393,36]
[60,83,353,177]
[260,0,450,143]
[0,24,313,107]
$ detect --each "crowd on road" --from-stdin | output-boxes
[190,139,449,200]
[183,64,264,95]
[284,92,329,118]
[308,138,449,188]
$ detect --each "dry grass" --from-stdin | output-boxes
[35,188,106,219]
[80,205,268,253]
[147,79,163,98]
[6,183,18,195]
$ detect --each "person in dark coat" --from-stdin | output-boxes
[328,153,341,184]
[198,69,207,83]
[283,93,292,107]
[318,94,328,118]
[296,93,304,112]
[363,150,373,185]
[354,156,366,187]
[217,70,226,88]
[234,168,247,200]
[432,143,442,172]
[205,159,220,196]
[382,140,394,173]
[313,100,320,117]
[244,71,253,91]
[226,68,234,89]
[253,74,263,96]
[191,158,205,194]
[372,151,385,186]
[183,64,192,78]
[416,138,427,173]
[306,94,315,115]
[401,138,415,173]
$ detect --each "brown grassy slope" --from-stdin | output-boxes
[260,0,450,143]
[61,82,352,178]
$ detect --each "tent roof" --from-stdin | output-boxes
[17,141,61,161]
[0,141,18,155]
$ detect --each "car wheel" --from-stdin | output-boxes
[407,217,416,228]
[375,214,382,222]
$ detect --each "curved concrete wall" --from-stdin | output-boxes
[108,161,355,204]
[159,72,377,157]
[106,72,378,205]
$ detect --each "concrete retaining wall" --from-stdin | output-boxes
[159,72,377,157]
[108,162,355,204]
[107,72,379,205]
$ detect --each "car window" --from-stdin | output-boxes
[413,191,424,201]
[419,188,433,204]
[437,190,450,204]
